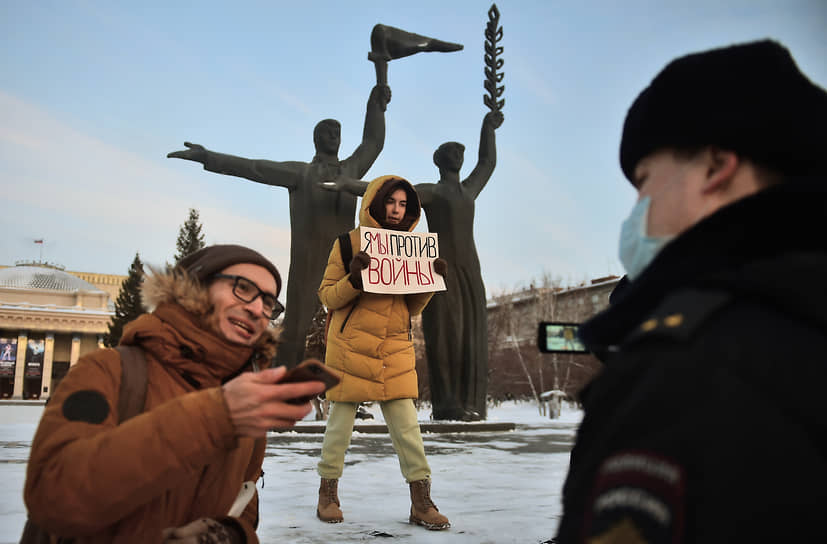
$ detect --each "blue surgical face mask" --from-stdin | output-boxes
[618,196,674,280]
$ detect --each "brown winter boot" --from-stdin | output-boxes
[409,479,450,530]
[317,478,343,523]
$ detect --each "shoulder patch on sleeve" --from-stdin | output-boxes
[62,390,111,424]
[585,450,685,543]
[626,289,732,343]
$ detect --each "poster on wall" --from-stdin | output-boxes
[0,338,16,377]
[25,338,44,378]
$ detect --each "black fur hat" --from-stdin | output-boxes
[620,40,827,183]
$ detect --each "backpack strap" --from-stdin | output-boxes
[324,233,354,346]
[114,345,148,423]
[338,232,353,268]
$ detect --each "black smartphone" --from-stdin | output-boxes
[537,322,589,354]
[279,358,341,404]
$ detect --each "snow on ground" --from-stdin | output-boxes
[0,401,582,544]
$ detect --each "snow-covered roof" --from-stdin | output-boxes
[0,265,103,293]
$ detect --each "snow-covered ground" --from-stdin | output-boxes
[0,401,582,543]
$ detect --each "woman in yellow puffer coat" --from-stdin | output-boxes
[316,175,450,531]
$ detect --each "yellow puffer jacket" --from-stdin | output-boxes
[319,175,434,402]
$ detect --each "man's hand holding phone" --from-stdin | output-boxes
[222,360,338,437]
[277,359,341,404]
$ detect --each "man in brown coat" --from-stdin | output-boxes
[24,245,326,543]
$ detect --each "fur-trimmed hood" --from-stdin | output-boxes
[361,175,421,231]
[129,266,279,368]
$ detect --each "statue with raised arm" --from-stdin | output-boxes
[168,84,390,368]
[414,109,503,421]
[419,5,503,421]
[168,25,462,369]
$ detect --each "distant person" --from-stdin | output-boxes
[24,245,326,543]
[315,175,450,530]
[555,40,827,542]
[562,326,577,351]
[168,84,391,370]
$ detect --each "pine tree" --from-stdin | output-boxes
[174,208,206,265]
[104,253,146,347]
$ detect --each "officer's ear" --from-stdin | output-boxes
[700,148,739,195]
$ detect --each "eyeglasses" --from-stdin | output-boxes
[212,274,284,320]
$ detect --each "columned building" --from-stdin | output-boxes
[0,263,115,400]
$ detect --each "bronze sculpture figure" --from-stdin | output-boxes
[415,109,503,421]
[422,5,504,420]
[168,84,390,368]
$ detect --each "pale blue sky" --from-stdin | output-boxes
[1,1,825,298]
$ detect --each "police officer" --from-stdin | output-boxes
[556,40,827,543]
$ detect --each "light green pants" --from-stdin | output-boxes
[317,399,431,483]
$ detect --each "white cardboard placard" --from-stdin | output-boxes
[359,226,446,294]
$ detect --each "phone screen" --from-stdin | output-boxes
[537,322,589,353]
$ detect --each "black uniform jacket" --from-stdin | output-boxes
[556,177,827,543]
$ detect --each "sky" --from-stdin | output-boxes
[1,401,582,543]
[1,1,825,299]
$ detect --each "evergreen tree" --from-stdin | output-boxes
[104,253,146,347]
[174,208,206,264]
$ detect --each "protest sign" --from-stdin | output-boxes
[360,227,447,294]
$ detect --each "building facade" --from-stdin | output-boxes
[0,263,120,400]
[483,276,621,400]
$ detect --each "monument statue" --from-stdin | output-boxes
[168,25,462,368]
[416,109,503,421]
[423,3,505,421]
[321,6,504,420]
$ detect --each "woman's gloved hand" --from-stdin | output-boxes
[433,257,448,278]
[349,251,371,289]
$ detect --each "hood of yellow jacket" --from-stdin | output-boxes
[360,174,421,232]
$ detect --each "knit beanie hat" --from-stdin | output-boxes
[177,244,282,296]
[620,39,827,183]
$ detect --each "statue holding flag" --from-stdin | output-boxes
[168,25,463,368]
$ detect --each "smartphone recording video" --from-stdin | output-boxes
[537,322,589,354]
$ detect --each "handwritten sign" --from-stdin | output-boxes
[360,227,447,294]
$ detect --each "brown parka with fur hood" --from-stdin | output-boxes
[24,267,278,543]
[319,175,434,402]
